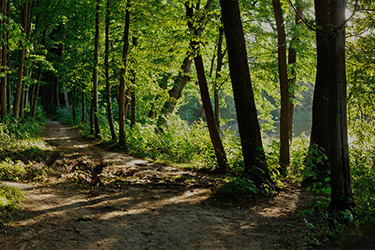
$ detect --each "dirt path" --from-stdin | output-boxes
[1,119,308,250]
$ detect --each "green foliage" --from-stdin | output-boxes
[216,176,259,199]
[0,184,24,225]
[349,121,375,222]
[0,158,27,182]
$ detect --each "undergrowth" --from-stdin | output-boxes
[0,108,50,222]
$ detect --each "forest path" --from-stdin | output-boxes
[1,119,308,250]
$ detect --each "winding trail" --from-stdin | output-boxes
[1,119,308,250]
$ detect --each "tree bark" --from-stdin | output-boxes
[287,0,303,143]
[220,0,273,188]
[81,56,86,123]
[273,0,290,171]
[119,0,131,147]
[307,0,331,183]
[92,0,101,138]
[130,37,138,129]
[31,28,47,119]
[327,0,353,213]
[105,0,116,140]
[61,31,69,109]
[0,0,7,119]
[13,0,29,118]
[157,56,192,127]
[186,3,228,170]
[214,26,225,130]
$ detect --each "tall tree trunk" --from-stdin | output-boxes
[327,0,353,213]
[130,37,138,129]
[19,81,26,118]
[81,57,86,124]
[0,0,7,119]
[92,0,101,138]
[307,0,331,183]
[56,78,61,109]
[31,69,41,118]
[220,0,273,188]
[119,0,131,147]
[186,2,228,170]
[273,0,290,171]
[72,85,76,123]
[287,0,303,143]
[82,87,86,123]
[214,26,225,130]
[7,84,10,112]
[105,0,116,140]
[61,31,69,109]
[13,1,29,118]
[31,28,47,119]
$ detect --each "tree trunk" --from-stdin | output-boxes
[56,78,61,109]
[0,0,7,119]
[31,68,42,118]
[157,56,192,127]
[273,0,290,171]
[82,86,86,123]
[13,0,29,118]
[214,26,225,130]
[105,0,116,140]
[130,37,138,129]
[220,0,273,188]
[327,0,353,213]
[119,0,130,147]
[72,85,76,123]
[19,83,26,118]
[287,1,303,143]
[81,57,86,123]
[182,1,227,170]
[31,28,47,119]
[306,0,331,183]
[92,0,101,138]
[61,32,69,109]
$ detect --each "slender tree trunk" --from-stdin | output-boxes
[90,92,94,135]
[214,26,225,130]
[82,87,86,123]
[185,2,228,170]
[56,78,61,109]
[81,57,86,123]
[19,82,26,118]
[119,0,130,147]
[14,0,29,118]
[31,68,42,118]
[130,37,138,129]
[92,0,101,138]
[31,28,47,119]
[273,0,290,171]
[287,1,303,143]
[0,0,7,119]
[7,85,10,112]
[61,31,69,109]
[105,0,116,140]
[72,85,76,123]
[220,0,273,188]
[327,0,353,213]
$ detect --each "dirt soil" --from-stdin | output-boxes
[0,119,313,249]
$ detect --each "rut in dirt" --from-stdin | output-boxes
[0,119,309,250]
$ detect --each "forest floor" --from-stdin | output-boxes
[0,118,360,250]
